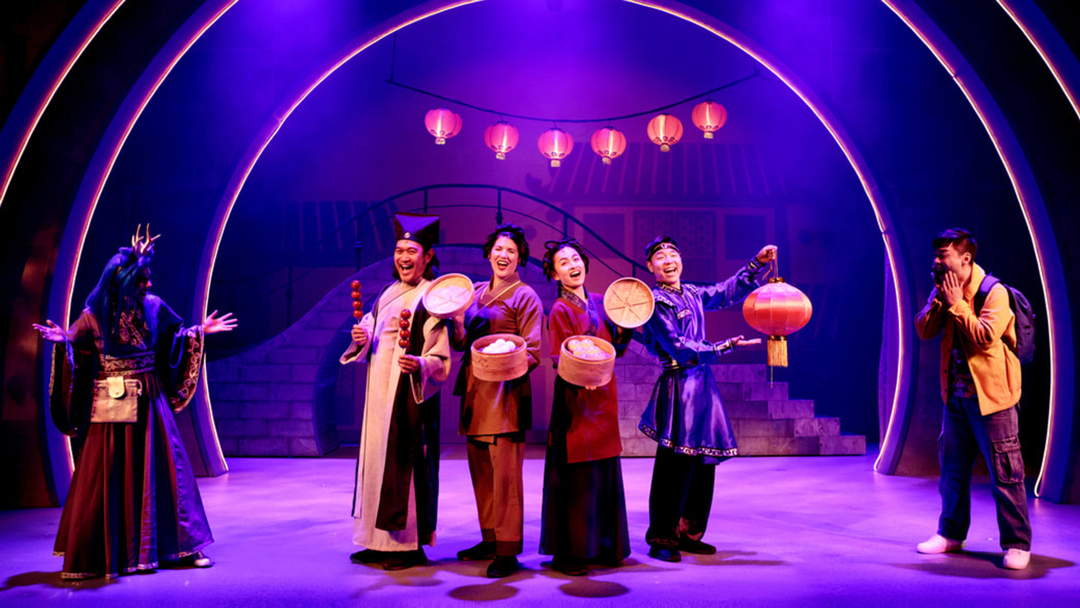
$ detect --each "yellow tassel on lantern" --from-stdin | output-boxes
[767,335,788,367]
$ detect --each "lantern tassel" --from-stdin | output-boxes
[767,335,788,368]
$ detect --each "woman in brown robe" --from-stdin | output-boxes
[451,224,543,578]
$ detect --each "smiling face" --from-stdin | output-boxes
[932,243,971,284]
[647,246,683,286]
[551,246,586,290]
[488,235,520,281]
[394,239,432,285]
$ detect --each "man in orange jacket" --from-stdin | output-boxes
[914,228,1031,570]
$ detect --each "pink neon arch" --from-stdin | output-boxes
[882,0,1074,502]
[0,0,127,210]
[192,0,917,474]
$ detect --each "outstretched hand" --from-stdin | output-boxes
[32,320,65,342]
[730,335,762,348]
[203,310,238,334]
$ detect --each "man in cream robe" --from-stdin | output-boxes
[340,213,450,570]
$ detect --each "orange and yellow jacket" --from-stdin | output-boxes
[915,263,1021,415]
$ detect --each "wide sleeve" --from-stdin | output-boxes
[642,301,721,366]
[915,288,946,340]
[548,301,574,368]
[156,301,205,413]
[517,288,544,372]
[48,310,99,436]
[948,283,1014,350]
[411,315,452,404]
[340,311,375,365]
[698,259,763,311]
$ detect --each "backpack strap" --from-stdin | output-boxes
[974,274,1000,315]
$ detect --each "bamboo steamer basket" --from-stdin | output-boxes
[558,335,616,387]
[423,273,475,319]
[603,277,655,328]
[471,333,528,382]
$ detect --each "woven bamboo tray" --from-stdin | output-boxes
[603,277,654,328]
[558,335,615,387]
[423,273,475,319]
[471,333,528,382]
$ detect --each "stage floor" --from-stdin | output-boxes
[1,448,1078,607]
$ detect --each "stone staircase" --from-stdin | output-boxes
[718,370,865,456]
[617,345,865,457]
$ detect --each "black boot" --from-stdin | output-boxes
[382,548,428,571]
[457,541,496,561]
[486,555,520,578]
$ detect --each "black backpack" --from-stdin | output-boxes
[974,275,1035,365]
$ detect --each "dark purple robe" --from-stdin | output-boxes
[49,295,211,579]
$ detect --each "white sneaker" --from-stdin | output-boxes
[916,534,964,554]
[1003,548,1030,570]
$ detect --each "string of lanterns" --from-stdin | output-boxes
[424,100,728,167]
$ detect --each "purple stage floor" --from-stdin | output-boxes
[1,448,1077,606]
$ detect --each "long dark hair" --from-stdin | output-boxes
[84,244,153,352]
[542,238,590,282]
[482,223,530,268]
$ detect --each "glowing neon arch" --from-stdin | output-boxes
[39,0,1073,500]
[193,0,917,477]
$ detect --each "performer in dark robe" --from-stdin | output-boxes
[638,235,775,563]
[340,213,451,571]
[539,239,632,576]
[34,227,237,579]
[451,224,543,578]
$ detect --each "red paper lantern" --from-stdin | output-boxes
[484,121,519,160]
[590,127,627,165]
[538,128,574,167]
[425,108,462,145]
[647,113,683,152]
[742,278,812,367]
[691,100,727,139]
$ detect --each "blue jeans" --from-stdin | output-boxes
[937,394,1032,550]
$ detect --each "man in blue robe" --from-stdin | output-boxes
[638,235,775,562]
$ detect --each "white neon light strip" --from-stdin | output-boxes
[0,0,127,211]
[881,0,1062,498]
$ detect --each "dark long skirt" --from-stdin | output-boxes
[539,433,630,562]
[54,375,213,579]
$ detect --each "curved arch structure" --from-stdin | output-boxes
[882,0,1075,501]
[14,0,1074,502]
[43,0,240,485]
[0,0,128,211]
[194,0,917,481]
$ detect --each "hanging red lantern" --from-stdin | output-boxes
[590,127,626,165]
[425,108,462,145]
[692,100,727,139]
[484,121,519,160]
[742,277,812,368]
[647,113,683,152]
[538,128,574,167]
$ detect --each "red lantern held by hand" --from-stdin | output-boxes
[742,277,812,368]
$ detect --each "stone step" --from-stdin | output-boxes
[711,364,768,383]
[732,416,841,438]
[717,382,789,401]
[737,436,821,456]
[724,399,815,420]
[819,434,866,455]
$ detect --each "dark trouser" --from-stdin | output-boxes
[466,433,526,556]
[938,394,1032,550]
[645,446,716,547]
